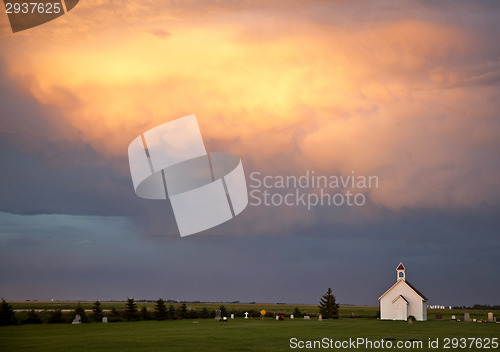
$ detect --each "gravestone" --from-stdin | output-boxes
[290,314,294,320]
[231,314,234,319]
[215,309,222,320]
[303,315,310,320]
[435,314,442,320]
[244,312,249,319]
[488,312,493,322]
[408,317,413,324]
[276,316,279,320]
[318,314,322,321]
[451,315,456,320]
[222,317,227,321]
[72,314,81,324]
[464,313,470,321]
[473,318,476,322]
[102,317,108,323]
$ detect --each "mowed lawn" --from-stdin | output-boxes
[1,318,498,352]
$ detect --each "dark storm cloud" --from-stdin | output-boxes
[1,206,498,305]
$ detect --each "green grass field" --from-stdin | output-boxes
[1,318,498,352]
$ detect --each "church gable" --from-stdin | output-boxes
[392,294,409,304]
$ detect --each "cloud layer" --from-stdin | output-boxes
[1,1,499,304]
[1,0,499,215]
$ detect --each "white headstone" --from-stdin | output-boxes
[276,316,279,320]
[473,318,476,322]
[451,315,456,320]
[231,314,234,319]
[72,314,81,324]
[215,309,222,320]
[304,315,310,320]
[318,314,322,321]
[290,314,294,320]
[244,312,249,319]
[223,317,227,321]
[102,317,108,323]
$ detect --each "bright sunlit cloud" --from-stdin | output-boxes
[1,0,499,212]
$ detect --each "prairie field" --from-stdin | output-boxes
[1,304,498,352]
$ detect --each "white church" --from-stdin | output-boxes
[378,263,428,321]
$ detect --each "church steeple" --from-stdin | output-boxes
[396,262,406,281]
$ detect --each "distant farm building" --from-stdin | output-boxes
[378,263,428,321]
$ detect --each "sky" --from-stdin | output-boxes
[0,0,499,306]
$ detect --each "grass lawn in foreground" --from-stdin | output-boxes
[1,318,498,352]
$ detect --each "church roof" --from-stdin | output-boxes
[405,280,428,301]
[378,279,428,301]
[396,263,405,271]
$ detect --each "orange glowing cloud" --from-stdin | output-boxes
[1,1,499,212]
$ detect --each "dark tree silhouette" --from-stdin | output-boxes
[292,306,302,318]
[92,300,103,322]
[74,303,89,323]
[125,298,138,321]
[154,299,168,321]
[219,305,227,318]
[0,299,15,326]
[168,304,176,320]
[178,303,188,319]
[318,288,339,319]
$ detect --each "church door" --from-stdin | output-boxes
[395,302,406,320]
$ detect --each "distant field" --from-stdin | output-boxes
[11,301,377,317]
[10,301,319,313]
[1,318,498,352]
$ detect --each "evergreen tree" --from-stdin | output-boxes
[125,298,138,321]
[318,288,339,319]
[154,299,168,321]
[110,306,120,317]
[92,300,103,322]
[23,309,42,324]
[200,307,210,319]
[48,309,64,324]
[219,305,227,318]
[167,304,176,320]
[74,303,89,323]
[178,303,188,319]
[140,306,152,321]
[292,306,302,318]
[0,299,15,326]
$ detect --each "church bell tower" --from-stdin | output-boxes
[396,262,406,281]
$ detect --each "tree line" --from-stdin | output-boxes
[1,288,340,326]
[0,298,309,325]
[452,304,500,310]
